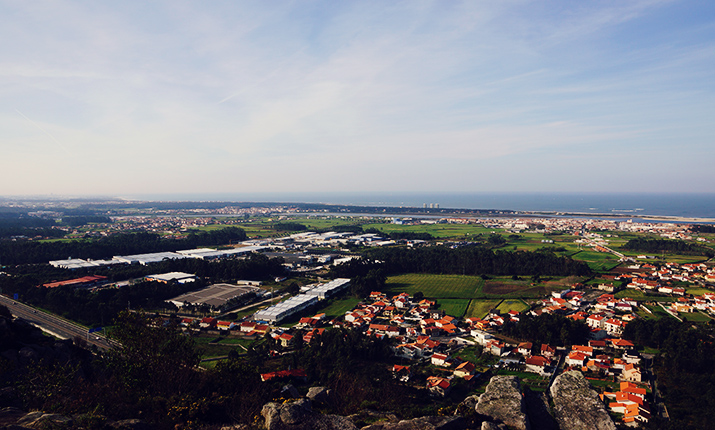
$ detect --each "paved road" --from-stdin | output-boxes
[0,294,113,351]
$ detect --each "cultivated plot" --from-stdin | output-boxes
[384,274,485,299]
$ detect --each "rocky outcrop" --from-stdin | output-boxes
[0,408,153,430]
[107,419,153,430]
[307,386,334,404]
[476,376,530,430]
[457,395,479,412]
[261,398,357,430]
[480,422,508,430]
[549,371,616,430]
[360,416,465,430]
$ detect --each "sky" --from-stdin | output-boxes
[1,0,714,197]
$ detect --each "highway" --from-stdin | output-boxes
[0,294,113,351]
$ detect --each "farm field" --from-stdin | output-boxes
[211,223,275,238]
[569,250,621,271]
[362,222,494,239]
[288,217,365,230]
[496,299,530,314]
[482,277,565,298]
[195,223,242,231]
[384,274,485,299]
[465,299,501,319]
[436,298,470,318]
[686,287,714,296]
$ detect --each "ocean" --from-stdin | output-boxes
[131,192,715,220]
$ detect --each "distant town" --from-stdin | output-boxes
[1,198,714,429]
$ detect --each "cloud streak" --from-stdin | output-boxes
[0,0,713,195]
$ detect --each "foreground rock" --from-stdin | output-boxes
[307,386,334,404]
[360,416,465,430]
[261,398,357,430]
[476,376,530,430]
[549,371,616,430]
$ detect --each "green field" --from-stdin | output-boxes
[686,287,714,296]
[496,299,530,314]
[636,307,659,320]
[465,299,501,319]
[644,305,677,320]
[682,312,713,323]
[384,274,485,299]
[362,222,494,239]
[436,299,471,318]
[569,250,621,271]
[312,296,362,319]
[615,289,646,299]
[289,217,365,230]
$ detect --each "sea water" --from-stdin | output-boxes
[133,192,715,219]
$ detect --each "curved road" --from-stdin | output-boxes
[0,294,113,351]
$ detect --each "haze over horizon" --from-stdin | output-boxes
[2,1,714,196]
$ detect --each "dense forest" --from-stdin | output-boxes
[362,246,591,277]
[0,227,248,265]
[623,318,715,430]
[622,237,714,258]
[272,222,308,231]
[0,217,64,239]
[1,310,446,429]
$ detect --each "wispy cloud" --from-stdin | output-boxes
[0,0,713,195]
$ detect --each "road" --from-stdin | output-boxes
[0,294,113,351]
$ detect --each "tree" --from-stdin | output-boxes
[487,234,506,246]
[287,282,300,295]
[351,268,386,298]
[103,311,200,396]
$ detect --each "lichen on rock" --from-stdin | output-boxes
[549,371,616,430]
[476,376,530,430]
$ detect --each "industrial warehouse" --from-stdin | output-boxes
[254,278,350,323]
[167,283,264,310]
[49,245,266,269]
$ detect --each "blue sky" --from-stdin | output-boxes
[1,0,714,196]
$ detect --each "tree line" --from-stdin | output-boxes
[690,224,715,234]
[623,318,715,430]
[0,227,248,265]
[361,245,591,277]
[622,237,714,258]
